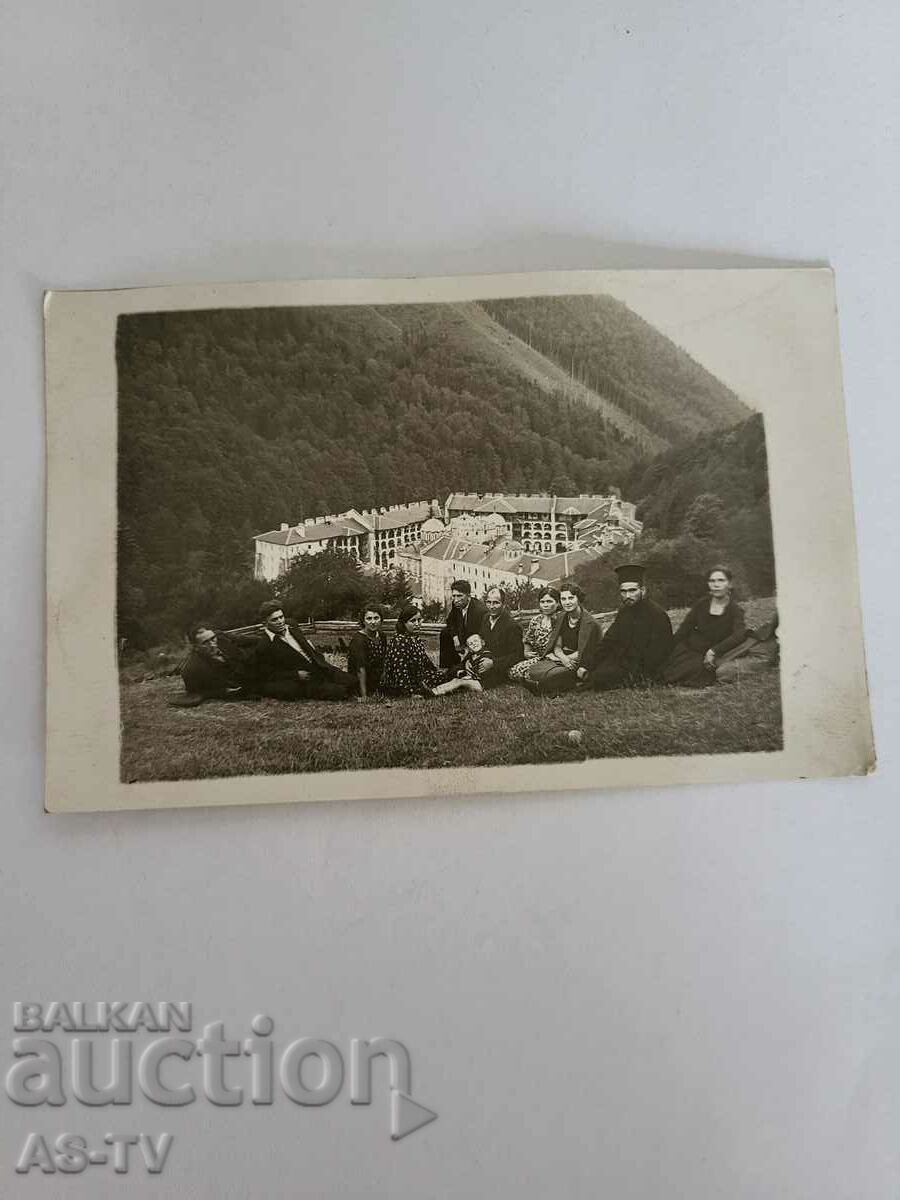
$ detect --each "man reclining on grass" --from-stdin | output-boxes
[173,622,258,707]
[249,602,358,702]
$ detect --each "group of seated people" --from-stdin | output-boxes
[176,565,778,705]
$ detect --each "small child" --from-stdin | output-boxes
[430,633,492,696]
[458,632,492,680]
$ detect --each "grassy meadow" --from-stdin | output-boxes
[119,599,781,783]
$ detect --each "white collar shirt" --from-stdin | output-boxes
[265,626,310,660]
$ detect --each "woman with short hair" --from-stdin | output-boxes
[662,566,747,687]
[521,583,602,697]
[508,588,561,682]
[380,604,443,697]
[346,604,388,701]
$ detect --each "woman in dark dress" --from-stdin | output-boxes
[662,566,747,687]
[346,604,388,701]
[380,604,443,697]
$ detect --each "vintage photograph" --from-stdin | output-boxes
[115,292,781,783]
[44,271,873,810]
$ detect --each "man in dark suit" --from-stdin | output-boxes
[583,564,673,690]
[439,580,487,669]
[251,602,357,701]
[478,587,524,687]
[174,622,257,705]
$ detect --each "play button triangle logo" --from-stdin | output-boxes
[390,1089,438,1141]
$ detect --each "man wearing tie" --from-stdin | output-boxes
[252,601,358,701]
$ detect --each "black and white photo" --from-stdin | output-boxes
[44,270,873,810]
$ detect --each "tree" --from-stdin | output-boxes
[276,549,368,621]
[506,578,540,611]
[372,566,414,611]
[573,543,642,611]
[682,493,727,542]
[549,473,578,495]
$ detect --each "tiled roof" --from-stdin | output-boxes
[255,528,305,546]
[447,493,618,517]
[510,495,552,514]
[418,531,615,588]
[480,543,526,568]
[255,502,432,543]
[447,493,554,515]
[255,496,631,547]
[255,518,368,545]
[371,502,432,531]
[457,543,496,565]
[472,497,519,515]
[421,534,484,562]
[555,496,614,517]
[445,493,481,510]
[449,512,508,527]
[529,547,604,581]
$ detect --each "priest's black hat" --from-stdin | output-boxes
[614,563,646,585]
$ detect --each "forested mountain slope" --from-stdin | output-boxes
[575,413,775,608]
[445,303,668,453]
[482,294,750,442]
[117,297,754,642]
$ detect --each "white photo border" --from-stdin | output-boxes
[45,269,874,812]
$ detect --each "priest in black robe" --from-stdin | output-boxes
[584,565,673,691]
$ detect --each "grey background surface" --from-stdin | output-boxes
[2,2,898,1197]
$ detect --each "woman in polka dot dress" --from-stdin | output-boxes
[380,604,443,697]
